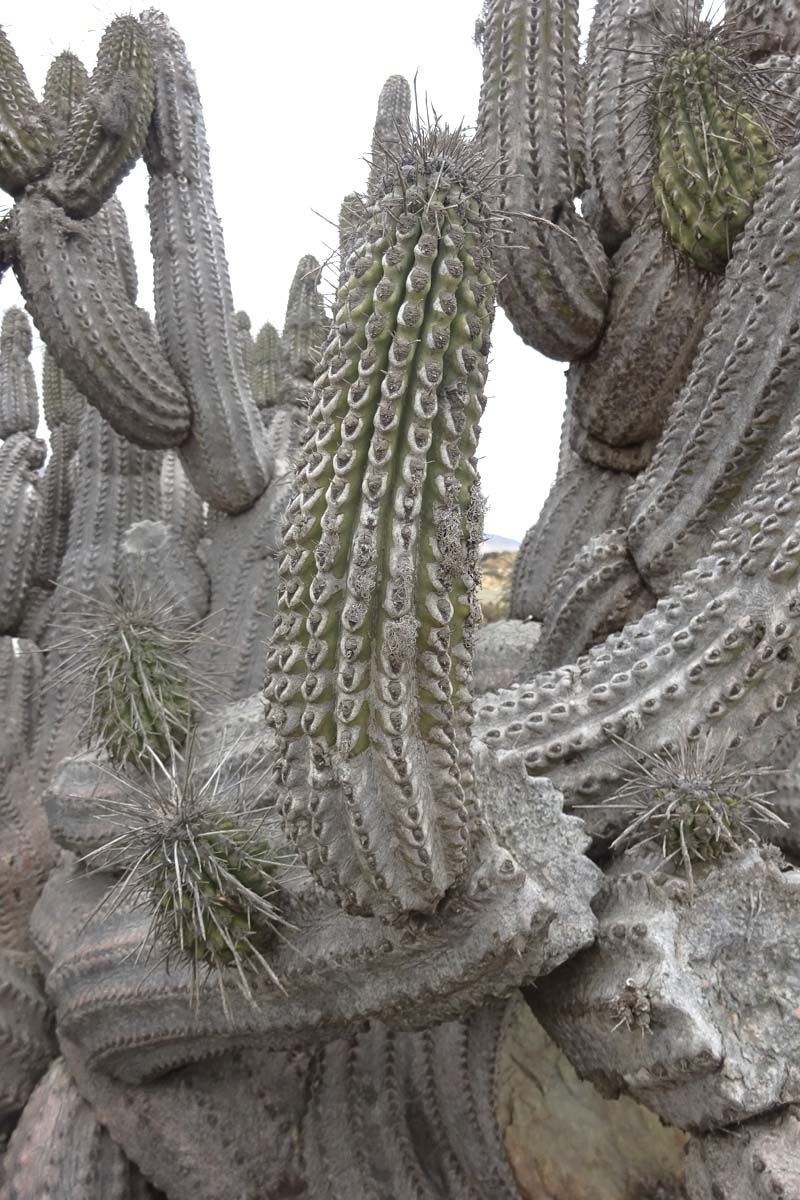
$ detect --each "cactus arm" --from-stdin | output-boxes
[0,434,43,634]
[477,0,610,361]
[159,448,205,549]
[141,11,270,513]
[281,254,328,385]
[510,458,630,621]
[0,26,52,197]
[44,16,155,219]
[567,224,717,472]
[0,307,39,438]
[267,134,495,915]
[12,194,191,448]
[534,528,654,669]
[625,134,800,589]
[583,0,696,249]
[366,74,412,195]
[475,415,800,834]
[41,51,90,132]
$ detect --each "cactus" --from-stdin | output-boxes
[6,4,800,1195]
[477,0,610,360]
[266,123,494,916]
[44,16,155,219]
[0,308,38,439]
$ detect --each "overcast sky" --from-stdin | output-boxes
[1,1,602,541]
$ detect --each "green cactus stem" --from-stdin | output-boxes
[266,124,494,916]
[0,26,52,197]
[0,307,39,439]
[477,0,609,361]
[141,10,270,514]
[44,16,154,219]
[651,30,777,273]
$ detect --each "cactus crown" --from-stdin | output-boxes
[641,9,787,271]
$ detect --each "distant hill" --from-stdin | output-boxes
[481,533,520,555]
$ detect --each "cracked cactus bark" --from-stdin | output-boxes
[266,129,495,916]
[478,0,609,361]
[142,9,271,512]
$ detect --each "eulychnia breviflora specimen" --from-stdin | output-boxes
[266,127,494,916]
[477,0,609,361]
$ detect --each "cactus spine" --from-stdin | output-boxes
[266,127,494,915]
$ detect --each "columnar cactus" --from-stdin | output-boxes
[266,126,495,916]
[4,3,800,1197]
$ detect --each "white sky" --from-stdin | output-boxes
[2,1,602,541]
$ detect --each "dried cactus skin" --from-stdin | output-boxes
[2,1058,158,1199]
[12,194,191,449]
[568,224,718,470]
[267,134,495,916]
[0,948,55,1124]
[0,434,43,634]
[582,0,696,250]
[142,10,271,513]
[685,1105,800,1200]
[0,26,52,197]
[510,458,630,621]
[44,16,155,220]
[478,0,610,361]
[625,134,800,590]
[530,848,800,1131]
[0,308,38,439]
[535,528,655,669]
[366,73,412,195]
[652,38,775,275]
